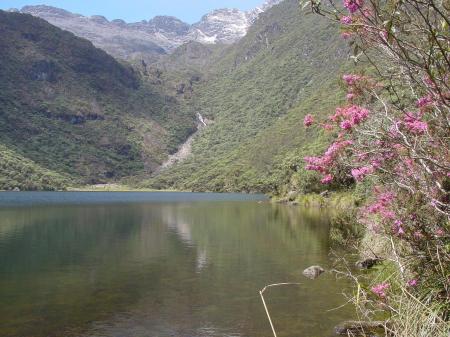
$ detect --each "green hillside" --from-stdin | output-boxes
[0,11,195,190]
[146,0,350,193]
[0,1,350,193]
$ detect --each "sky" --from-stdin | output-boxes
[0,0,265,24]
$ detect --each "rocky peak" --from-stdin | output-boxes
[16,0,285,58]
[248,0,283,22]
[90,15,109,25]
[148,16,190,35]
[190,8,251,44]
[21,5,78,19]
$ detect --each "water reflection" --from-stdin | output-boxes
[0,197,353,337]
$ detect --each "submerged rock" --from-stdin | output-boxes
[334,320,387,336]
[302,265,325,279]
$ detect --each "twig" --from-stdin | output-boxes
[259,283,302,337]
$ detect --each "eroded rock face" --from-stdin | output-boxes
[302,265,325,279]
[17,1,284,59]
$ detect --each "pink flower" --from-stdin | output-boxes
[371,283,389,298]
[407,279,418,287]
[423,76,435,87]
[340,15,352,24]
[393,220,405,236]
[343,74,362,86]
[403,113,428,134]
[416,95,433,108]
[346,93,355,101]
[322,123,334,131]
[321,174,333,184]
[365,191,397,219]
[331,105,370,128]
[370,159,382,169]
[406,120,428,134]
[304,114,314,127]
[435,228,445,237]
[361,8,373,18]
[343,0,364,13]
[413,231,424,239]
[351,166,374,181]
[340,120,353,130]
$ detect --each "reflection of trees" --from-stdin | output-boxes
[0,202,353,337]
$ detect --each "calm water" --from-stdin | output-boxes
[0,192,353,337]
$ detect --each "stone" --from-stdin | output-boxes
[355,258,380,270]
[334,320,387,336]
[320,190,330,197]
[287,190,298,201]
[13,187,20,192]
[302,265,325,279]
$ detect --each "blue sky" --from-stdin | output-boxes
[1,1,264,23]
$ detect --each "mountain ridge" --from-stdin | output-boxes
[11,1,283,60]
[0,0,349,193]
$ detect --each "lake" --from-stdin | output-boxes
[0,192,353,337]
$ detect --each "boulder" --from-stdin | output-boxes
[287,190,298,201]
[302,265,325,279]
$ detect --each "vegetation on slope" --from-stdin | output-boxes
[0,10,196,190]
[0,144,68,191]
[145,0,350,193]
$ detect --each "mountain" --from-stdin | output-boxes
[0,0,349,193]
[0,10,195,190]
[13,1,282,60]
[145,0,350,193]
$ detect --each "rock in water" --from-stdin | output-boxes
[302,265,325,279]
[334,320,387,336]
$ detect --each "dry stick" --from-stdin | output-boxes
[259,283,302,337]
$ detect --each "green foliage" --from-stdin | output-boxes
[145,0,350,193]
[0,10,196,189]
[0,144,68,190]
[0,2,352,193]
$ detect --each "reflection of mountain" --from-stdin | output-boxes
[161,206,211,272]
[0,201,352,337]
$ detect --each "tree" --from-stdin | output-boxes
[301,0,449,334]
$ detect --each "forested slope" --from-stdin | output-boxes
[0,11,196,190]
[147,0,350,193]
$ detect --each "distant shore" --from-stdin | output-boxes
[67,184,175,192]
